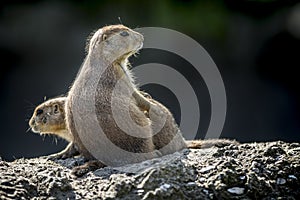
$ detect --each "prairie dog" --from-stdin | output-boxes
[65,25,187,167]
[29,97,71,142]
[29,97,78,159]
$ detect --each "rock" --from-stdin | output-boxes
[276,178,286,185]
[227,187,245,195]
[0,141,300,199]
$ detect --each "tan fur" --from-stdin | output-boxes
[65,25,187,166]
[29,97,72,142]
[29,97,79,159]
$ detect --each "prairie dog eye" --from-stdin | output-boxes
[53,104,59,114]
[102,34,107,41]
[36,109,43,115]
[120,31,129,37]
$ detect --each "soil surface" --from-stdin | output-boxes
[1,141,300,199]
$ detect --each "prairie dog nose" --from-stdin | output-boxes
[30,119,35,126]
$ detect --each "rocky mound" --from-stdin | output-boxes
[1,141,299,199]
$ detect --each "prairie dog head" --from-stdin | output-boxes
[88,25,143,63]
[29,97,71,141]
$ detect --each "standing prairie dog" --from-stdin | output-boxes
[65,24,188,167]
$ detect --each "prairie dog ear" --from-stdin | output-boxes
[102,34,108,41]
[53,104,59,114]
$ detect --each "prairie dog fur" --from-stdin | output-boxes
[29,97,79,159]
[29,97,71,142]
[65,25,187,167]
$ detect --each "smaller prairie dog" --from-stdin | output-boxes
[29,97,71,141]
[29,96,237,159]
[29,97,78,159]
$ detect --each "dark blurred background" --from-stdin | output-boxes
[0,0,299,161]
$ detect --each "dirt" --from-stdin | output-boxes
[0,141,299,199]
